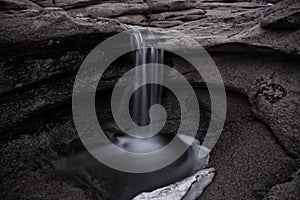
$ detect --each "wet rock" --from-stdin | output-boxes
[263,169,300,200]
[68,1,148,18]
[0,1,299,200]
[133,168,215,200]
[0,0,41,11]
[149,9,206,28]
[261,0,300,29]
[0,8,125,56]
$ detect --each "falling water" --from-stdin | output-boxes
[130,28,164,133]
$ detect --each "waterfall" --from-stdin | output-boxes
[129,27,164,133]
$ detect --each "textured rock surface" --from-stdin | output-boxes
[54,0,106,9]
[133,168,215,200]
[31,0,54,7]
[263,169,300,200]
[261,0,300,29]
[0,8,125,56]
[197,90,298,200]
[0,0,299,200]
[148,9,206,28]
[146,0,197,12]
[0,0,41,11]
[172,54,300,158]
[68,1,149,18]
[115,14,148,25]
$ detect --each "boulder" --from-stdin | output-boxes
[133,168,215,200]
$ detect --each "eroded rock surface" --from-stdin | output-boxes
[261,0,300,29]
[0,0,299,200]
[68,0,149,18]
[0,8,125,56]
[263,169,300,200]
[133,168,215,200]
[0,0,41,11]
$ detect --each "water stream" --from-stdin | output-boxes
[129,27,164,132]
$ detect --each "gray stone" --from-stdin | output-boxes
[54,0,105,9]
[199,120,298,200]
[149,20,183,28]
[0,1,299,200]
[0,76,74,137]
[67,1,148,18]
[0,52,84,94]
[0,8,125,56]
[133,168,215,200]
[171,2,300,56]
[146,0,196,12]
[172,3,266,47]
[263,169,300,200]
[0,0,41,11]
[172,53,300,158]
[115,14,148,25]
[148,9,206,28]
[31,0,54,7]
[261,0,300,29]
[265,0,284,4]
[54,0,144,9]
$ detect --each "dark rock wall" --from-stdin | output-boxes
[0,0,299,200]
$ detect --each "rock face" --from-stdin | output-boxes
[31,0,54,7]
[0,8,124,56]
[261,0,300,29]
[0,0,41,11]
[146,0,197,12]
[68,1,149,18]
[263,169,300,200]
[0,0,299,200]
[148,9,206,28]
